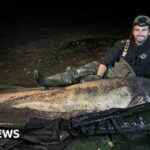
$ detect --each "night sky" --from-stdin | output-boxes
[0,2,150,29]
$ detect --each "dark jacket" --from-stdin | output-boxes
[100,36,150,77]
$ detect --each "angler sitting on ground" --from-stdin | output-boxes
[34,15,150,87]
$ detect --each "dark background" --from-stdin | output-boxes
[0,2,150,29]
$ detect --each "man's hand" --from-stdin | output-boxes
[97,64,107,76]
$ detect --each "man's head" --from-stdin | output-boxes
[132,15,150,45]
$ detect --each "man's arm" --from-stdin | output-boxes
[96,40,124,77]
[97,64,107,77]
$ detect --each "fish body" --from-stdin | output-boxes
[0,77,149,119]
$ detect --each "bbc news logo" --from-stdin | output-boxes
[0,129,20,139]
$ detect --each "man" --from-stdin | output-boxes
[97,15,150,78]
[34,15,150,88]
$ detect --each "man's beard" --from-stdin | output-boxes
[134,35,148,45]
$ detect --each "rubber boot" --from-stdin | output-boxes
[34,69,75,88]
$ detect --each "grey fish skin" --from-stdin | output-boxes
[0,77,149,119]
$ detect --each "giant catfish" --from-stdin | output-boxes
[0,77,150,119]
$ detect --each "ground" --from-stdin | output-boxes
[0,20,126,87]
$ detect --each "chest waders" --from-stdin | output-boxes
[105,39,136,78]
[106,57,136,78]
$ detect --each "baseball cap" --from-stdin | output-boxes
[133,15,150,26]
